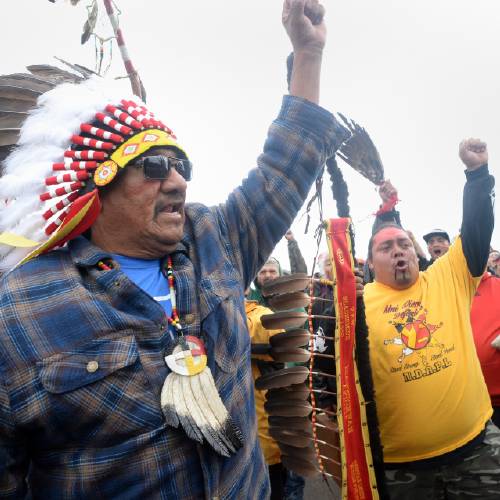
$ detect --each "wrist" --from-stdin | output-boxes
[292,47,324,60]
[464,162,487,172]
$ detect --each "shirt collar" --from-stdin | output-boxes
[68,235,190,268]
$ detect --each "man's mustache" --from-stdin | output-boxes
[154,193,185,217]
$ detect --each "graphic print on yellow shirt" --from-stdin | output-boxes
[383,303,445,380]
[365,237,492,463]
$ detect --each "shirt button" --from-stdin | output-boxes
[184,314,195,325]
[86,360,99,373]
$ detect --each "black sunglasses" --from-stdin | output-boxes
[134,155,192,181]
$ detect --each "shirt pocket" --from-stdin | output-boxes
[39,335,139,393]
[38,334,163,446]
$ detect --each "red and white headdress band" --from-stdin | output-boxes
[0,76,186,272]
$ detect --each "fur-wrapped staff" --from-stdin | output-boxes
[325,123,389,500]
[102,0,145,100]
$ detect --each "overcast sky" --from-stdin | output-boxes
[3,0,499,270]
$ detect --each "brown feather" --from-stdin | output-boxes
[268,427,313,448]
[53,58,98,79]
[269,329,309,349]
[0,111,30,130]
[261,311,308,330]
[268,415,310,430]
[264,400,312,417]
[255,366,309,390]
[315,414,340,456]
[81,1,98,45]
[268,291,311,310]
[261,311,333,330]
[269,291,334,311]
[281,455,320,478]
[0,98,35,113]
[337,113,385,185]
[306,412,341,482]
[269,346,311,363]
[261,273,311,296]
[0,85,41,102]
[0,129,20,147]
[0,76,53,94]
[266,388,309,403]
[27,65,83,85]
[278,443,318,462]
[285,383,310,395]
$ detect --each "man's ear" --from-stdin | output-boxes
[368,259,374,272]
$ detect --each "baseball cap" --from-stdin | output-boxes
[423,229,450,243]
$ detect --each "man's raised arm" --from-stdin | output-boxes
[218,0,349,288]
[459,138,495,277]
[283,0,325,104]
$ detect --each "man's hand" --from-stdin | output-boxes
[459,138,488,171]
[283,0,326,104]
[354,268,364,298]
[282,0,326,54]
[407,230,427,260]
[378,180,398,204]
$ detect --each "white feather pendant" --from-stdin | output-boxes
[178,374,205,443]
[189,370,241,456]
[160,372,179,428]
[160,336,244,457]
[198,369,244,451]
[188,372,237,456]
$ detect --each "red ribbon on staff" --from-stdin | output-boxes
[326,218,378,500]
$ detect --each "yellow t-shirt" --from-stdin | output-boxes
[245,300,282,466]
[365,237,492,463]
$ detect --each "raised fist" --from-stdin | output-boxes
[378,180,398,204]
[282,0,326,54]
[459,138,488,171]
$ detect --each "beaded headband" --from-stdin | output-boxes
[0,75,186,272]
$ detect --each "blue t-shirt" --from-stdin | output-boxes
[112,254,173,318]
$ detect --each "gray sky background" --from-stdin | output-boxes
[3,0,499,271]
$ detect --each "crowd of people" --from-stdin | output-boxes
[247,138,499,498]
[0,0,498,499]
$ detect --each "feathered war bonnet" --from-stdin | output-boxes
[0,66,186,273]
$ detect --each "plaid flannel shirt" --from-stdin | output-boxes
[0,96,348,499]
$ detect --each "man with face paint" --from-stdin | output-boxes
[363,138,500,499]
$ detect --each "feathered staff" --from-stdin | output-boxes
[47,0,145,100]
[254,55,389,499]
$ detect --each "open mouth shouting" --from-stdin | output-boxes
[394,259,411,282]
[431,248,443,258]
